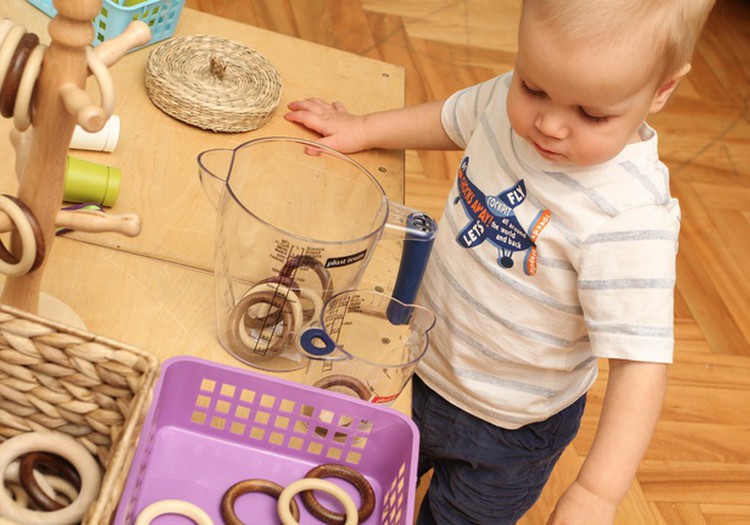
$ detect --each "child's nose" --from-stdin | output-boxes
[534,111,569,139]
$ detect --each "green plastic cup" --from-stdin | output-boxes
[64,156,121,207]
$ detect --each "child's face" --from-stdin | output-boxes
[507,13,666,166]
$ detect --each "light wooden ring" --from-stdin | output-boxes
[5,482,30,508]
[303,464,375,524]
[19,452,81,511]
[135,499,214,525]
[85,47,114,120]
[277,478,358,525]
[0,25,26,95]
[0,432,102,525]
[313,375,372,401]
[0,19,15,44]
[0,194,41,277]
[221,479,300,525]
[13,43,45,132]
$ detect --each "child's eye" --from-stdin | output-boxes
[520,80,545,98]
[578,107,608,124]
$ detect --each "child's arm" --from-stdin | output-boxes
[548,359,668,525]
[284,98,460,153]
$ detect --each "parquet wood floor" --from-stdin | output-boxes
[186,1,750,523]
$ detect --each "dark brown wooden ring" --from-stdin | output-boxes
[19,451,82,511]
[0,194,46,272]
[227,290,296,361]
[220,478,300,525]
[313,374,371,401]
[0,32,38,118]
[302,463,376,524]
[279,255,334,301]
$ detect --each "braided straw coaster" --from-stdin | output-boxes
[145,34,282,132]
[0,304,159,524]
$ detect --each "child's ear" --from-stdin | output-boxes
[649,63,691,113]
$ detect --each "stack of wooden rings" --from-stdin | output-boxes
[133,463,374,525]
[0,431,103,524]
[227,255,334,362]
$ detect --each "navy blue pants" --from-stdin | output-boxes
[412,375,586,524]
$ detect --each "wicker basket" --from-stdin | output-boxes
[145,35,282,133]
[0,304,159,524]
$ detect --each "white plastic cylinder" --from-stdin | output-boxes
[70,114,120,152]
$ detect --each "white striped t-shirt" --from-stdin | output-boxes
[416,72,679,429]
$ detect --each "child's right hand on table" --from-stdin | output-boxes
[284,98,368,154]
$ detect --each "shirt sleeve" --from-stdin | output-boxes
[441,73,511,149]
[577,203,680,363]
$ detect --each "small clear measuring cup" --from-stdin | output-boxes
[299,289,436,405]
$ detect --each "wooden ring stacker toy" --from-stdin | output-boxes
[277,478,359,525]
[313,374,372,402]
[135,499,214,525]
[280,255,334,302]
[220,479,301,525]
[302,464,376,524]
[227,289,298,361]
[19,452,82,511]
[0,432,102,524]
[0,194,45,276]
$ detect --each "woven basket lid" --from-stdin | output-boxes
[145,35,282,133]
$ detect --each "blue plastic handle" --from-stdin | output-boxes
[387,212,437,324]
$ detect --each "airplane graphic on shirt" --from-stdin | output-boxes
[453,156,551,274]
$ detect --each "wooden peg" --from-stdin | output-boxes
[93,21,151,68]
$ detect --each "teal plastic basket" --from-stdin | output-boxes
[27,0,185,48]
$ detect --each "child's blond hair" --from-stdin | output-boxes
[523,0,717,78]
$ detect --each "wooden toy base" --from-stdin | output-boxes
[39,292,87,329]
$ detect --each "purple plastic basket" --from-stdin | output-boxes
[113,356,419,524]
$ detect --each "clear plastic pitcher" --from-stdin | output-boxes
[299,289,436,405]
[198,137,437,372]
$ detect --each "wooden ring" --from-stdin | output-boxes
[13,43,45,132]
[227,290,296,361]
[135,499,214,525]
[279,255,334,301]
[85,47,114,120]
[0,432,102,524]
[0,32,38,118]
[0,19,15,44]
[3,460,59,505]
[221,479,300,525]
[278,478,358,525]
[19,452,82,511]
[302,464,375,524]
[0,25,26,97]
[5,482,30,508]
[240,282,304,340]
[0,194,44,276]
[313,374,372,401]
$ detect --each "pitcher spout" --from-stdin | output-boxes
[197,148,234,208]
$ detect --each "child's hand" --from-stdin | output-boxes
[547,480,617,524]
[284,98,368,153]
